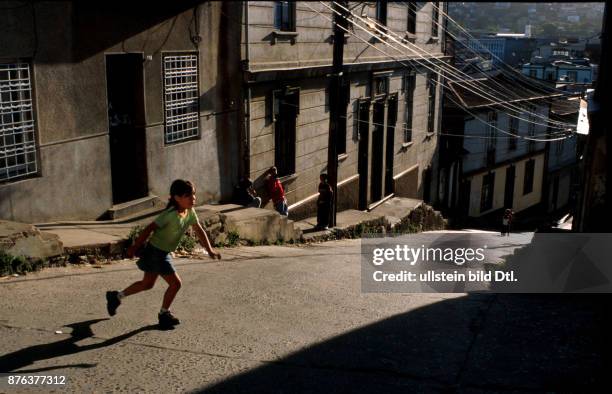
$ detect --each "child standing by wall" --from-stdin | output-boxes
[106,179,221,329]
[265,166,288,216]
[316,173,333,230]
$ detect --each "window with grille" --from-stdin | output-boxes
[163,54,199,144]
[0,62,37,182]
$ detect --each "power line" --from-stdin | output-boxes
[403,1,579,115]
[273,99,570,139]
[305,2,572,142]
[329,1,575,131]
[430,1,580,97]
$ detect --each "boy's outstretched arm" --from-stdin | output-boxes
[193,223,221,259]
[127,222,158,258]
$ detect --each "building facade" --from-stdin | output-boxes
[439,73,563,225]
[241,2,446,218]
[0,1,447,224]
[1,2,243,223]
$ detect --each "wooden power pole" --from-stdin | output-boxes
[327,1,349,227]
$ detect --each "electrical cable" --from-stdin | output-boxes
[328,1,575,130]
[403,1,580,114]
[322,1,577,137]
[430,1,584,97]
[304,2,572,142]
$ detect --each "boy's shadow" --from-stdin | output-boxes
[0,318,158,373]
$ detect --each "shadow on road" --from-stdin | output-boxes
[200,294,609,393]
[0,318,158,373]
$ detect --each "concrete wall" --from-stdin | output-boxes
[0,2,241,222]
[0,2,112,222]
[246,2,445,71]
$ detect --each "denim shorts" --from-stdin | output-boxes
[136,244,175,275]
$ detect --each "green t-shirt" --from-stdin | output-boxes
[149,207,199,252]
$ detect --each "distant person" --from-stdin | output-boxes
[316,173,333,230]
[106,179,221,329]
[234,177,261,208]
[502,208,513,236]
[265,166,288,216]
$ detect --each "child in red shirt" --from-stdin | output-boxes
[266,167,288,216]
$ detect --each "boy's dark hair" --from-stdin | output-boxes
[166,179,196,210]
[320,173,329,182]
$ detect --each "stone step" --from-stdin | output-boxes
[105,196,164,221]
[222,208,300,243]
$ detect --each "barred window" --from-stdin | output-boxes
[0,62,37,182]
[163,54,199,144]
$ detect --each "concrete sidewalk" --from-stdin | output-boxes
[1,197,446,262]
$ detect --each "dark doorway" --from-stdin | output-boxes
[504,165,515,210]
[105,54,148,204]
[358,100,370,210]
[274,89,298,177]
[384,94,398,196]
[370,100,385,203]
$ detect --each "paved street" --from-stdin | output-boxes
[0,233,608,393]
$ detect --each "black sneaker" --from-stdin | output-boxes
[106,291,121,316]
[158,311,180,328]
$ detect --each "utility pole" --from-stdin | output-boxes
[327,1,349,227]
